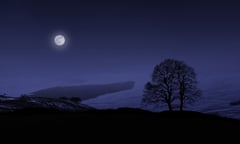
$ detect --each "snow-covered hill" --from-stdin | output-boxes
[30,81,135,100]
[82,88,142,109]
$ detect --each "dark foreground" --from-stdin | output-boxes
[0,108,239,139]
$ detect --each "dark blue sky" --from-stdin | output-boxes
[1,0,240,96]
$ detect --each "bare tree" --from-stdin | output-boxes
[142,59,201,111]
[142,59,178,111]
[175,60,201,111]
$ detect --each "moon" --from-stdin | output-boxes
[54,35,66,46]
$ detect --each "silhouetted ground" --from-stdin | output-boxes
[0,108,239,140]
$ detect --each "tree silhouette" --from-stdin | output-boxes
[175,60,201,111]
[142,59,201,111]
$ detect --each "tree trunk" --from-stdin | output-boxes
[180,98,183,111]
[167,102,172,111]
[179,83,185,111]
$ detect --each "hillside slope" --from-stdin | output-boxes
[30,81,135,100]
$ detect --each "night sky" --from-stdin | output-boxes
[1,0,240,96]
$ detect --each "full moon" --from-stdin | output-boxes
[54,35,66,46]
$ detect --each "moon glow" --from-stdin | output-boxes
[54,35,66,46]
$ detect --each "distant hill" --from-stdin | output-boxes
[0,96,93,112]
[30,81,135,100]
